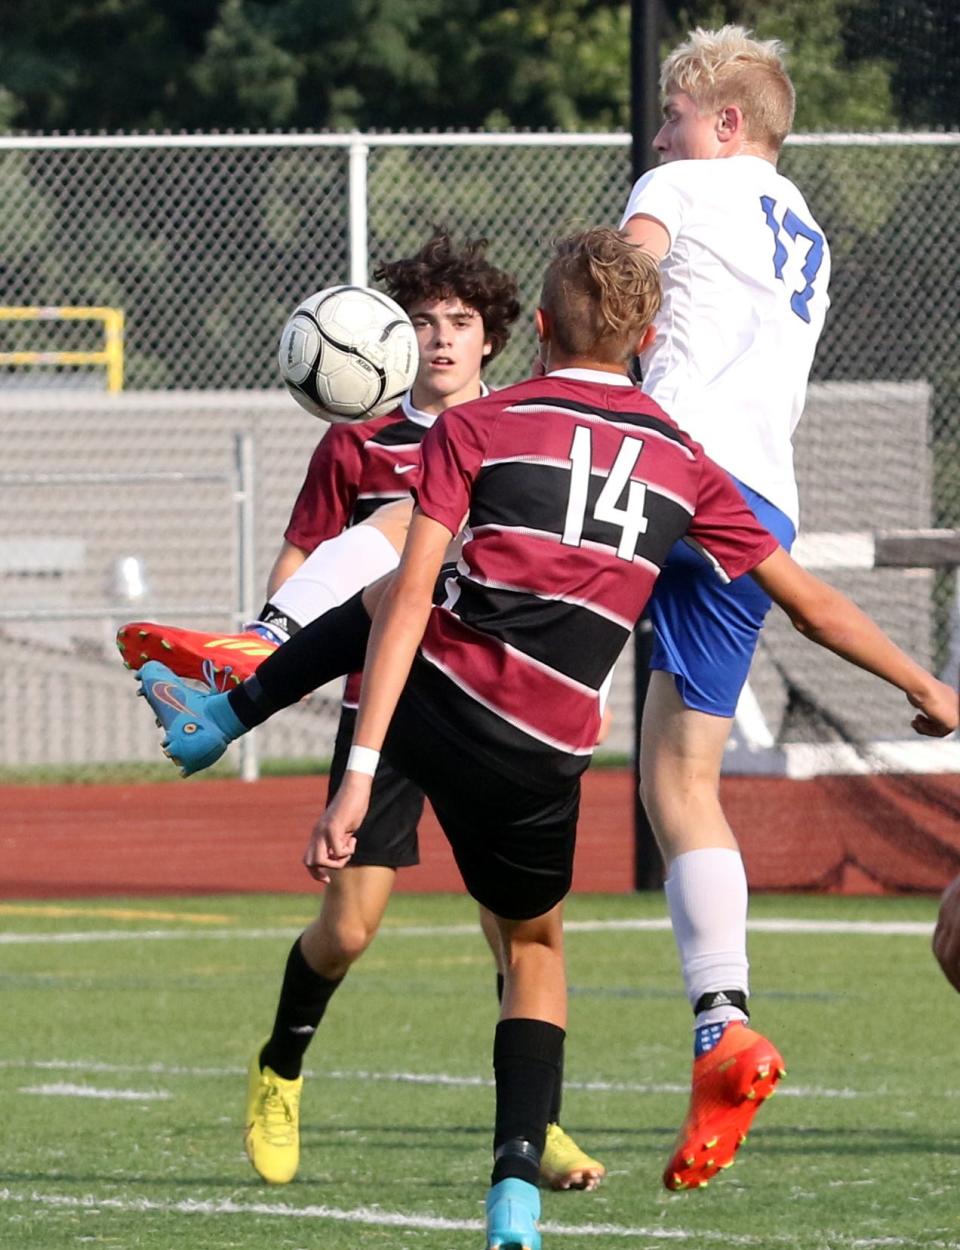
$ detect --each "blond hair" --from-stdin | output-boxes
[541,228,662,364]
[662,25,795,154]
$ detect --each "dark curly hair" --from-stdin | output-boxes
[373,228,520,365]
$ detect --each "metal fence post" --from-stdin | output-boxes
[234,429,259,782]
[348,136,369,287]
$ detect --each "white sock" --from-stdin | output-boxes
[664,848,750,1028]
[267,526,400,628]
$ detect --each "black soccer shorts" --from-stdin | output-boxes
[382,686,580,920]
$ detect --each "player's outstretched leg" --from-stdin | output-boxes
[485,1178,541,1250]
[540,1123,605,1191]
[117,508,406,683]
[117,620,278,684]
[136,660,246,775]
[244,1042,303,1185]
[663,1021,785,1190]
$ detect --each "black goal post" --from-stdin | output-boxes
[630,0,667,889]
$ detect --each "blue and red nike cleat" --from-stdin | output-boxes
[136,660,246,776]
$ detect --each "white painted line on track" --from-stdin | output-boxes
[18,1081,171,1101]
[0,926,303,945]
[0,1187,954,1247]
[0,916,936,945]
[0,1057,863,1099]
[1,1058,241,1077]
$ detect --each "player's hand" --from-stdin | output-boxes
[933,873,960,992]
[303,773,372,883]
[907,678,959,737]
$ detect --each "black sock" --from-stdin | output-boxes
[492,1018,565,1186]
[259,938,344,1080]
[548,1045,564,1125]
[228,591,371,728]
[495,975,562,1122]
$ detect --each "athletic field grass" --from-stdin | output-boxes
[3,891,958,1249]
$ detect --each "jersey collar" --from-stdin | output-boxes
[401,381,490,427]
[548,367,634,387]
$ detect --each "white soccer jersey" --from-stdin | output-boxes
[620,154,831,526]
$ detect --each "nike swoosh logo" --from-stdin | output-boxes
[154,682,193,715]
[393,463,417,475]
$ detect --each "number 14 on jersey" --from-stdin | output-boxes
[562,425,648,561]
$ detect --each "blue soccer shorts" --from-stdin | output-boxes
[649,477,796,718]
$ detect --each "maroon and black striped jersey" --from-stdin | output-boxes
[284,396,431,552]
[409,368,779,787]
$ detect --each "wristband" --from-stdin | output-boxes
[346,745,380,777]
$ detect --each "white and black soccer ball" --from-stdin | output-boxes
[278,285,418,423]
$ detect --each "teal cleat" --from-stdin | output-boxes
[136,660,245,776]
[485,1178,541,1250]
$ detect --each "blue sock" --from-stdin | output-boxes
[245,621,286,646]
[205,692,247,741]
[694,1020,730,1057]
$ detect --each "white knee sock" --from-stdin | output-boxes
[664,848,750,1027]
[265,525,401,630]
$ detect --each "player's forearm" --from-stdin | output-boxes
[352,577,432,755]
[791,584,936,703]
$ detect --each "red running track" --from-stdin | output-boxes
[2,771,958,898]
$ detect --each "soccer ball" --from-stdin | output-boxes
[278,285,419,423]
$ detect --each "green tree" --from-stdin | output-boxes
[1,0,945,135]
[190,0,301,128]
[0,1,220,131]
[844,0,960,130]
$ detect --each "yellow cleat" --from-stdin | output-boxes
[244,1047,303,1184]
[539,1123,605,1191]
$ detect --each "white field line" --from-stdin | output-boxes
[0,916,936,946]
[18,1082,171,1101]
[0,1188,955,1248]
[0,1056,860,1099]
[0,925,304,946]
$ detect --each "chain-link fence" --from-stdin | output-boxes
[1,132,958,777]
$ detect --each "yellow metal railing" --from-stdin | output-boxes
[0,305,125,392]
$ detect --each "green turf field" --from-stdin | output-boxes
[2,891,958,1249]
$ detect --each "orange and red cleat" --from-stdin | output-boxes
[116,621,277,686]
[663,1022,785,1191]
